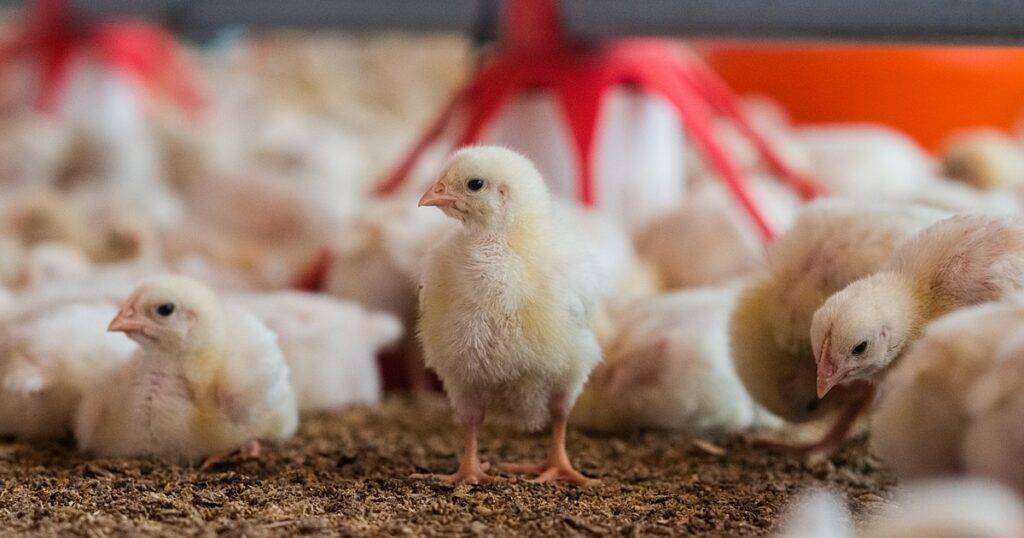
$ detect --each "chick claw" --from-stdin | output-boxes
[199,439,263,471]
[411,462,494,485]
[500,462,594,485]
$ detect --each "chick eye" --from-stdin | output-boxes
[156,303,175,317]
[851,340,868,355]
[466,178,485,192]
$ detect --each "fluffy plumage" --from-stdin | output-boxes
[870,300,1024,480]
[943,129,1024,192]
[0,302,136,439]
[417,146,604,484]
[230,291,401,411]
[777,479,1024,538]
[796,124,935,199]
[961,326,1024,493]
[636,176,800,289]
[812,214,1024,398]
[75,276,298,465]
[731,200,944,425]
[572,285,768,433]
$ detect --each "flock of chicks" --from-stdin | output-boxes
[4,33,1024,534]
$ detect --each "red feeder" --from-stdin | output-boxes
[376,0,823,240]
[0,0,203,117]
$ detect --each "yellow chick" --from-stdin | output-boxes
[730,199,944,457]
[74,275,298,467]
[415,146,604,485]
[870,300,1024,481]
[943,129,1024,192]
[812,214,1024,400]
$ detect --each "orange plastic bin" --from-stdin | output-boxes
[701,42,1024,150]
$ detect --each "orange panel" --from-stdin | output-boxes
[700,42,1024,150]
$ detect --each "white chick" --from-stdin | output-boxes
[870,300,1024,480]
[75,276,298,466]
[864,479,1024,538]
[943,129,1024,192]
[730,199,944,456]
[775,489,854,538]
[961,326,1024,493]
[17,242,93,289]
[777,479,1024,538]
[311,196,455,323]
[898,176,1022,216]
[796,124,935,199]
[812,214,1024,400]
[572,285,765,433]
[636,175,801,289]
[230,291,402,411]
[416,146,604,485]
[0,302,136,439]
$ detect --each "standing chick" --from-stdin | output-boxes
[870,300,1024,480]
[416,146,604,485]
[730,200,943,456]
[812,214,1024,400]
[74,275,298,466]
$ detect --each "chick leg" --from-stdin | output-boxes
[412,406,494,485]
[502,397,593,485]
[755,386,875,461]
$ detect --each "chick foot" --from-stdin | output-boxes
[500,461,592,485]
[502,402,595,485]
[199,439,263,471]
[753,386,875,463]
[412,410,496,485]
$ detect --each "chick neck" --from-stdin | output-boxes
[872,270,929,374]
[461,197,552,252]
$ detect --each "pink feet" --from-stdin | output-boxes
[751,436,843,465]
[412,462,494,485]
[199,439,263,471]
[501,461,594,485]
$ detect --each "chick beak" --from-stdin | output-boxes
[418,182,458,208]
[108,304,144,334]
[816,334,840,398]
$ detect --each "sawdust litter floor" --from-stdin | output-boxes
[0,396,894,536]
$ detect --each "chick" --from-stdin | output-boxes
[572,285,766,434]
[795,125,1020,214]
[796,124,935,199]
[74,276,298,466]
[636,176,800,289]
[961,325,1024,493]
[870,300,1024,480]
[17,242,93,289]
[777,479,1024,538]
[416,147,604,485]
[730,200,944,456]
[943,129,1024,192]
[230,291,402,411]
[812,214,1024,400]
[0,302,136,439]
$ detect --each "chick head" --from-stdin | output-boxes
[810,272,914,398]
[108,275,225,354]
[418,146,550,229]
